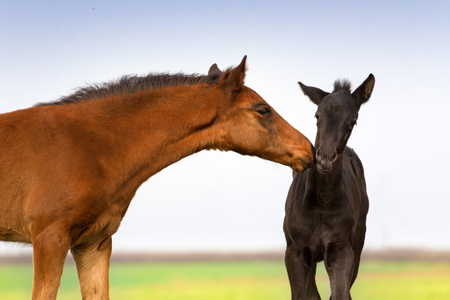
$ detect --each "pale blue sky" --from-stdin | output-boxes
[1,1,450,255]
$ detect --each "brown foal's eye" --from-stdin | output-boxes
[256,106,271,115]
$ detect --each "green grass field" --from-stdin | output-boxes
[1,261,449,299]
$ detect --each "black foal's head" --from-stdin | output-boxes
[299,74,375,172]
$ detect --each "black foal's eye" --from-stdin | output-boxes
[256,106,271,115]
[314,114,320,123]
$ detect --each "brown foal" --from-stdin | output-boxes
[0,56,313,299]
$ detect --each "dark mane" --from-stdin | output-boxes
[36,72,223,106]
[333,79,352,93]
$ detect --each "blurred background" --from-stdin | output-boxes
[1,0,449,258]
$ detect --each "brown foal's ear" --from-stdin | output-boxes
[352,74,375,106]
[219,55,247,92]
[298,81,330,106]
[208,63,223,76]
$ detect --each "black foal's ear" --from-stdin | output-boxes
[352,74,375,106]
[298,82,329,105]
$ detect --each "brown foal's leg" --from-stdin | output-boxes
[31,224,71,300]
[71,236,112,300]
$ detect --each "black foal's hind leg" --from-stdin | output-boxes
[285,244,321,300]
[324,245,354,300]
[306,263,321,299]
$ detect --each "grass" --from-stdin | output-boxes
[0,261,449,299]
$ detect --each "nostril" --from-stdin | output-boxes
[316,147,337,163]
[315,147,322,161]
[331,151,337,162]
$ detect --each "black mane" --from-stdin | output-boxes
[36,72,223,106]
[333,79,352,93]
